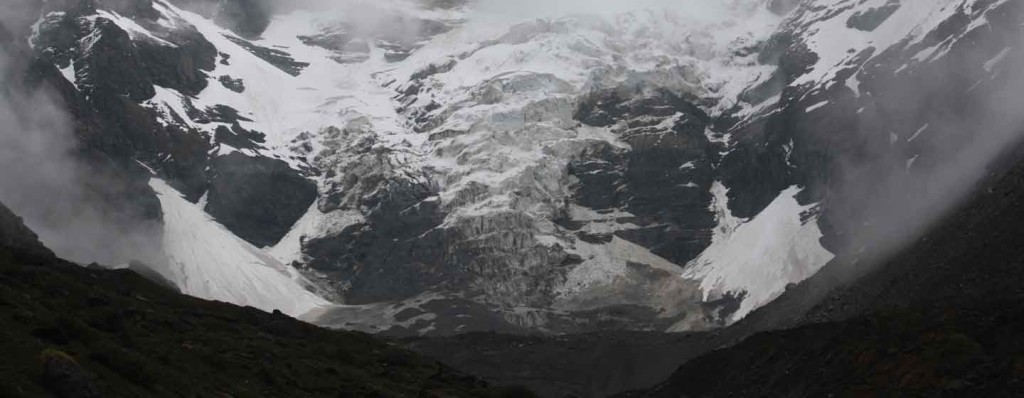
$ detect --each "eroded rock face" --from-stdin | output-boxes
[22,0,320,254]
[573,87,718,265]
[75,18,156,103]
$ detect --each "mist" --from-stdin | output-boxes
[469,0,760,21]
[0,1,163,267]
[268,0,771,43]
[803,5,1024,298]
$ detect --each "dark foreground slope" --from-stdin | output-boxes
[633,300,1024,397]
[0,204,529,397]
[622,144,1024,397]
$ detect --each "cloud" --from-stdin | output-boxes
[468,0,760,21]
[0,4,163,267]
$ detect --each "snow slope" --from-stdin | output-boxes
[152,179,328,317]
[684,185,834,322]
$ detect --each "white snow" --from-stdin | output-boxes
[805,100,829,113]
[151,179,328,317]
[683,184,834,322]
[59,64,76,86]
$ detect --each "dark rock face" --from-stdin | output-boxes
[846,0,901,32]
[75,18,156,102]
[213,125,261,150]
[225,36,308,76]
[205,153,318,248]
[306,171,575,309]
[217,74,245,92]
[305,177,446,303]
[572,89,718,265]
[134,26,218,96]
[27,1,219,204]
[29,11,79,67]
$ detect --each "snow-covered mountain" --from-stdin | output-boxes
[5,0,1021,334]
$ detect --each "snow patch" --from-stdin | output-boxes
[684,184,834,322]
[59,64,76,86]
[151,179,329,317]
[805,100,829,113]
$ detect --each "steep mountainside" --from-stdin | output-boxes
[4,0,1021,337]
